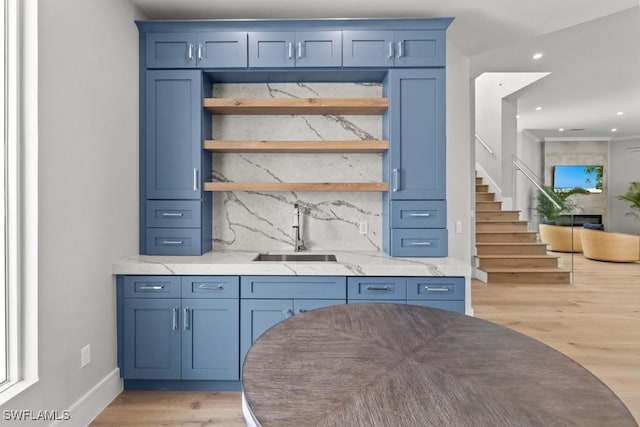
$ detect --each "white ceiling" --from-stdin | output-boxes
[131,0,640,140]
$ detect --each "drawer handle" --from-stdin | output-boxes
[161,212,184,217]
[283,308,294,318]
[161,240,184,245]
[409,213,431,217]
[288,42,293,59]
[197,43,204,61]
[387,41,394,59]
[198,284,224,290]
[425,286,449,292]
[410,241,431,246]
[397,40,404,58]
[139,285,165,290]
[187,43,194,60]
[366,286,391,291]
[393,168,400,192]
[298,308,308,314]
[297,42,303,59]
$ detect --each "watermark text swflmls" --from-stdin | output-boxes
[3,409,71,421]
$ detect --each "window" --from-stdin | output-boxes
[0,0,38,403]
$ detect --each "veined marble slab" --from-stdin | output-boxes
[211,82,384,252]
[112,251,471,277]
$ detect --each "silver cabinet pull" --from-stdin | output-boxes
[288,42,293,59]
[197,43,204,61]
[283,308,294,318]
[393,168,399,192]
[183,308,190,330]
[425,286,449,292]
[366,286,391,291]
[162,212,184,217]
[409,213,431,217]
[297,42,303,59]
[140,284,165,290]
[410,241,432,246]
[172,307,178,330]
[198,284,224,290]
[397,41,404,58]
[161,240,184,245]
[193,168,199,191]
[387,41,394,59]
[187,43,194,60]
[298,308,308,314]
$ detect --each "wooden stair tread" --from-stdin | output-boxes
[476,243,547,246]
[476,220,527,223]
[475,231,536,234]
[480,268,569,273]
[476,255,559,259]
[475,210,520,214]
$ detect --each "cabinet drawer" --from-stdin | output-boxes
[407,300,464,314]
[347,277,406,300]
[124,276,181,298]
[146,200,201,228]
[145,228,202,256]
[391,201,446,229]
[390,229,448,257]
[407,277,464,301]
[241,276,346,299]
[182,276,239,298]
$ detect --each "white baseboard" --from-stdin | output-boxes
[49,368,123,427]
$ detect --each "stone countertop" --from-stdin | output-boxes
[112,250,471,277]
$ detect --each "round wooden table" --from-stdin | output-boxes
[242,304,636,427]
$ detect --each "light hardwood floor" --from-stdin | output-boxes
[92,254,640,426]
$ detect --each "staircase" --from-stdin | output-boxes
[475,176,571,284]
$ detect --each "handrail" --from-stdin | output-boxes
[512,155,562,210]
[475,134,494,155]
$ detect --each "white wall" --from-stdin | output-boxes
[501,97,517,197]
[446,40,473,265]
[515,130,543,228]
[609,137,640,233]
[0,0,140,425]
[474,76,502,189]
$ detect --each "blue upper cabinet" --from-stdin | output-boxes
[344,30,444,67]
[145,70,202,199]
[146,32,248,69]
[249,31,342,68]
[388,68,446,200]
[146,32,198,68]
[197,32,248,68]
[343,31,394,67]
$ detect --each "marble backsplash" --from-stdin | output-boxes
[211,82,383,251]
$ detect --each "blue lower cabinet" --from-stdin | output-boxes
[182,298,239,380]
[123,298,182,380]
[121,275,240,382]
[407,300,465,314]
[240,298,346,363]
[348,300,407,305]
[347,277,406,300]
[240,299,294,363]
[390,229,448,257]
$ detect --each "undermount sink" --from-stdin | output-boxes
[252,253,337,262]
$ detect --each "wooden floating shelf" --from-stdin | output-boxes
[204,182,389,192]
[202,98,388,115]
[203,140,388,153]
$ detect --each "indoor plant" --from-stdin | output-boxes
[618,181,640,220]
[536,185,590,223]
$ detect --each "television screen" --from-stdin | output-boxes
[553,165,603,193]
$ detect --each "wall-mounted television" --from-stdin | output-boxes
[553,165,603,193]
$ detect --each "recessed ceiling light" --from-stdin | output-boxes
[533,53,543,60]
[611,128,618,132]
[516,115,520,119]
[535,107,542,111]
[617,111,624,116]
[558,128,565,132]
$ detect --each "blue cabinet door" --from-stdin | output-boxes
[248,32,295,68]
[197,32,247,68]
[394,31,445,67]
[295,31,342,68]
[123,298,181,379]
[182,299,240,380]
[145,33,197,69]
[343,31,394,67]
[293,299,345,315]
[388,69,445,200]
[145,70,202,199]
[240,299,292,362]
